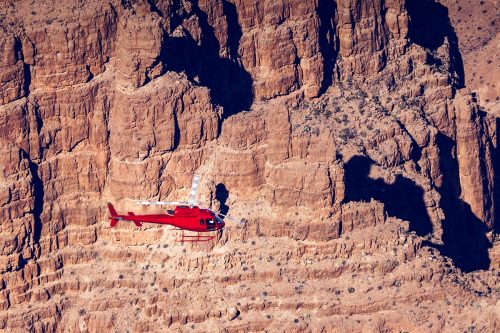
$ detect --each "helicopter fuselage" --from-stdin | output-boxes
[108,203,225,232]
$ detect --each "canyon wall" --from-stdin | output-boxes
[0,0,498,332]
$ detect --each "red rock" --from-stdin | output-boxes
[0,0,497,332]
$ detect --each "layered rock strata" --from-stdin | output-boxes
[0,0,498,332]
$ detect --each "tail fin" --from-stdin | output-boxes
[108,203,119,227]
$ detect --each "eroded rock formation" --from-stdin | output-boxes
[0,0,498,332]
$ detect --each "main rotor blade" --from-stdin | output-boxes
[136,200,187,206]
[221,215,245,225]
[188,174,200,205]
[209,210,235,221]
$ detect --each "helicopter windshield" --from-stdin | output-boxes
[215,215,223,224]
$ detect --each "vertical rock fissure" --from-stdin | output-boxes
[317,0,337,94]
[494,118,500,234]
[28,160,43,247]
[435,133,490,272]
[222,0,242,62]
[173,104,181,150]
[19,149,44,253]
[13,37,32,98]
[477,110,495,228]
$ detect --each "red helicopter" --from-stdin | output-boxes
[107,175,238,242]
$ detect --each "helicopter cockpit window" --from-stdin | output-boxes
[206,219,215,224]
[200,219,205,225]
[215,215,223,224]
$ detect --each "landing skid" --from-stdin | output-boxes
[175,229,216,243]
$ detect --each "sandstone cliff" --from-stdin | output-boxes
[0,0,498,332]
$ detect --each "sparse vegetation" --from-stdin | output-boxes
[339,128,356,141]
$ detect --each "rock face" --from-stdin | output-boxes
[437,0,500,115]
[0,0,498,332]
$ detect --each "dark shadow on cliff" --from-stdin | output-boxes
[164,0,253,119]
[344,155,433,236]
[318,0,338,94]
[406,0,464,88]
[344,153,491,271]
[19,149,43,247]
[495,118,500,234]
[223,0,242,61]
[13,37,32,96]
[215,183,229,216]
[28,161,43,245]
[432,134,490,271]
